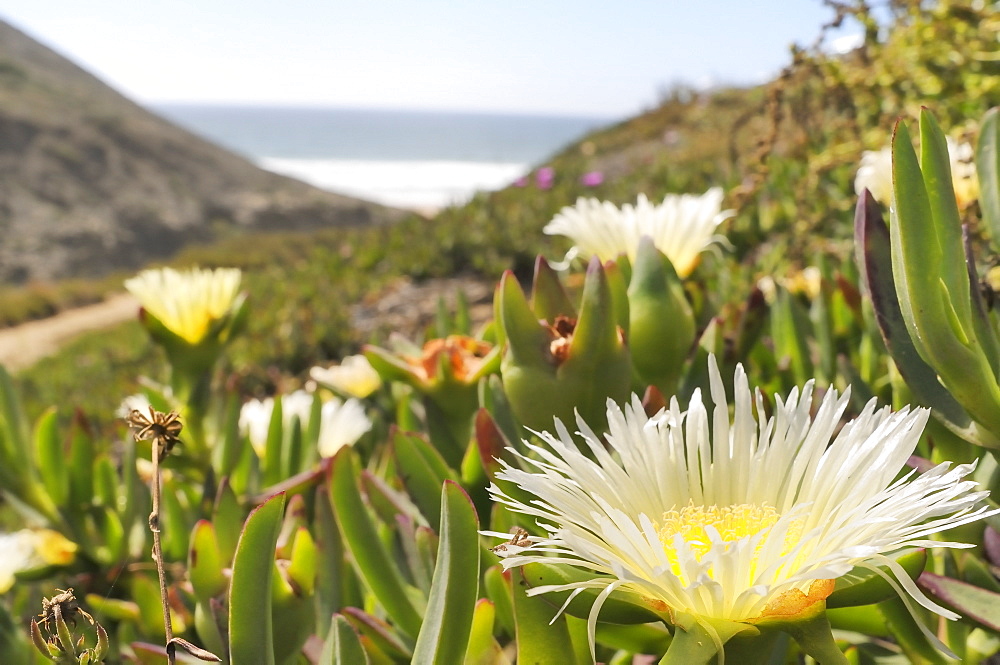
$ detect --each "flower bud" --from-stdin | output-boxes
[499,257,631,434]
[627,237,695,395]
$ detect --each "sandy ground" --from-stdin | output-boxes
[0,293,139,372]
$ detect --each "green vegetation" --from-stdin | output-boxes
[3,2,1000,663]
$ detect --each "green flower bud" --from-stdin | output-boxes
[499,257,631,434]
[627,237,695,395]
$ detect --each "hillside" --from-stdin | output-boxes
[0,19,405,283]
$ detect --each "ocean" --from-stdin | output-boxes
[153,105,612,211]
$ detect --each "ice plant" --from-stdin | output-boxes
[309,354,382,399]
[0,530,77,593]
[488,356,997,662]
[543,187,731,277]
[124,267,244,346]
[855,137,979,208]
[125,267,247,457]
[316,397,372,457]
[365,335,500,466]
[498,257,631,435]
[239,390,315,457]
[240,390,371,458]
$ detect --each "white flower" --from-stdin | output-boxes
[0,529,77,593]
[488,356,997,655]
[543,188,731,277]
[239,390,371,458]
[854,146,894,207]
[855,137,979,208]
[239,389,315,456]
[310,355,382,399]
[317,397,373,457]
[124,267,242,344]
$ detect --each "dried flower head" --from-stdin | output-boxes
[127,407,183,460]
[32,588,108,663]
[37,588,92,634]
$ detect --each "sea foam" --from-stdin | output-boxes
[259,157,528,211]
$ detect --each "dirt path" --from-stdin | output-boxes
[0,293,139,372]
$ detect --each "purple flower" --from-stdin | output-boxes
[513,176,528,187]
[580,171,604,187]
[536,167,554,190]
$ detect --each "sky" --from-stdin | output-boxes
[0,1,860,119]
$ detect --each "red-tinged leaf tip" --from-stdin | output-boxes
[918,572,1000,631]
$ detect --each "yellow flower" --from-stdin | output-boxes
[124,267,242,345]
[543,188,731,277]
[310,355,382,399]
[488,356,997,657]
[0,529,77,593]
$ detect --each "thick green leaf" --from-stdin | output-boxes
[33,407,67,505]
[286,526,317,595]
[342,608,413,661]
[510,568,578,665]
[878,595,949,664]
[271,557,314,665]
[0,365,29,468]
[313,485,346,639]
[891,119,1000,438]
[320,615,370,665]
[159,475,192,562]
[212,479,243,564]
[412,481,480,665]
[229,492,286,665]
[393,431,455,527]
[594,622,672,654]
[464,599,510,665]
[628,238,695,394]
[214,390,245,478]
[93,455,119,508]
[920,109,1000,370]
[329,448,423,637]
[263,396,285,486]
[854,192,997,446]
[520,561,666,624]
[827,549,927,608]
[531,255,577,321]
[826,604,888,636]
[919,572,1000,631]
[189,520,227,601]
[770,286,814,386]
[483,566,515,638]
[979,107,1000,250]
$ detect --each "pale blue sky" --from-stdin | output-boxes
[0,1,859,118]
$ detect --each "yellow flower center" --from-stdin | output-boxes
[660,502,778,556]
[658,502,801,581]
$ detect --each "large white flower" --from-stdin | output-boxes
[488,357,996,654]
[124,267,242,344]
[543,188,731,277]
[310,354,382,399]
[855,137,979,208]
